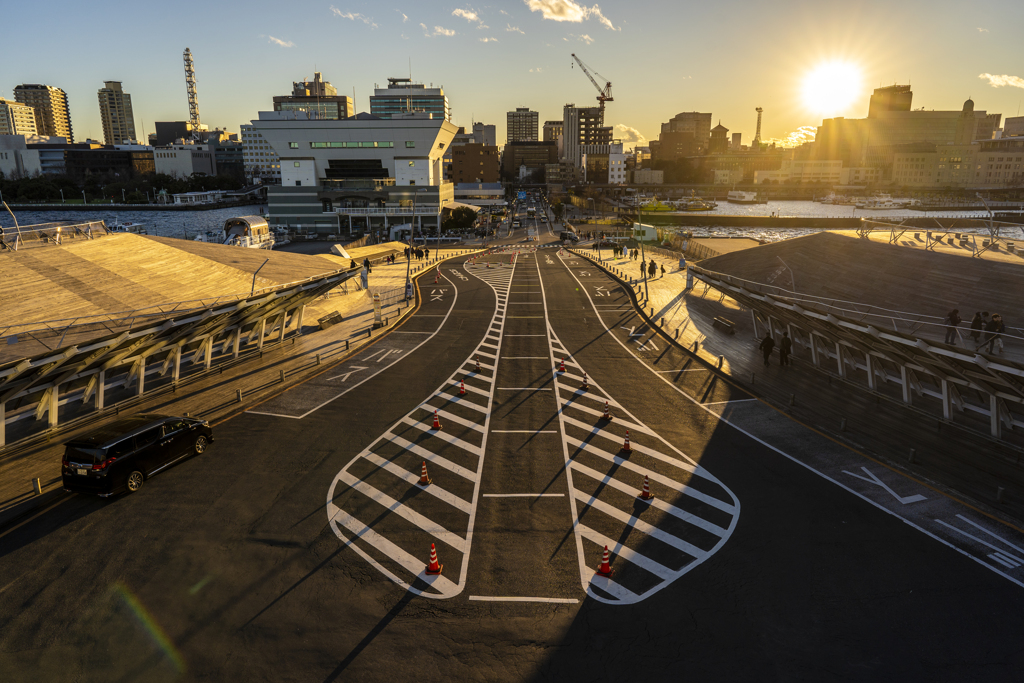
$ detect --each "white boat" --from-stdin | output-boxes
[107,220,147,234]
[194,215,276,249]
[855,194,905,210]
[726,190,765,204]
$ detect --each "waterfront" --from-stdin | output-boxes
[0,205,263,239]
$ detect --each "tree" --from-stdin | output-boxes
[441,206,478,233]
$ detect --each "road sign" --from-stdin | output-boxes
[518,191,526,200]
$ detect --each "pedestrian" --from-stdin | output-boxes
[985,314,1005,354]
[424,247,430,260]
[350,259,356,270]
[759,333,775,367]
[648,260,657,279]
[640,258,646,275]
[660,263,666,278]
[969,311,984,349]
[779,330,792,366]
[943,308,961,345]
[363,257,371,274]
[622,246,628,260]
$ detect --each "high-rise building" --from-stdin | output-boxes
[658,112,712,155]
[97,81,137,145]
[543,120,562,142]
[562,104,612,167]
[14,84,73,142]
[868,85,913,118]
[506,107,538,143]
[273,72,353,120]
[472,122,496,146]
[452,143,500,183]
[0,98,38,136]
[370,78,450,121]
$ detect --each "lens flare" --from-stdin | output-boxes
[802,62,862,116]
[113,583,186,674]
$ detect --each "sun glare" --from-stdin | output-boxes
[802,62,862,116]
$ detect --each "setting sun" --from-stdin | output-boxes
[802,62,863,116]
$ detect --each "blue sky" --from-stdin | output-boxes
[4,0,1023,147]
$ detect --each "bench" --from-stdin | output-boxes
[712,316,736,335]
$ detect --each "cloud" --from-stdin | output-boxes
[979,73,1024,89]
[614,124,646,144]
[577,33,593,44]
[763,126,818,148]
[330,6,378,28]
[453,8,481,23]
[530,67,543,73]
[479,37,498,42]
[401,12,408,22]
[506,24,525,33]
[976,27,988,32]
[500,9,510,15]
[524,0,617,30]
[433,25,456,36]
[261,35,294,47]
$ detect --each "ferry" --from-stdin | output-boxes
[726,190,766,204]
[194,215,276,249]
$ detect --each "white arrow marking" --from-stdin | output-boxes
[620,326,643,338]
[842,467,927,505]
[637,338,658,352]
[326,366,369,382]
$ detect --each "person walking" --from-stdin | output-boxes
[648,260,657,279]
[660,263,666,278]
[759,332,775,367]
[971,311,988,350]
[943,308,962,345]
[985,314,1005,354]
[363,257,371,273]
[779,330,792,366]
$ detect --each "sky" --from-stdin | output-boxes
[3,0,1024,148]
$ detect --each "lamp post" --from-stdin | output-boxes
[60,189,64,204]
[122,188,126,203]
[81,190,86,205]
[639,204,649,303]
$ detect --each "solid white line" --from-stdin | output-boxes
[578,524,675,580]
[703,399,758,405]
[935,520,1024,564]
[502,357,549,359]
[402,416,485,455]
[360,453,473,514]
[956,514,1024,556]
[653,369,706,373]
[432,407,487,433]
[481,493,565,498]
[506,334,545,337]
[392,331,433,334]
[575,491,705,560]
[491,430,558,433]
[386,434,478,481]
[468,596,578,603]
[497,387,553,391]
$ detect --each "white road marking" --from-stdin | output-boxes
[502,357,549,359]
[702,399,758,405]
[491,429,558,433]
[325,366,369,382]
[842,467,927,505]
[497,387,553,391]
[481,493,565,498]
[468,596,579,603]
[506,334,546,337]
[956,514,1024,556]
[935,520,1024,567]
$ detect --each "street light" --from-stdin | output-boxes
[122,188,126,203]
[60,189,64,204]
[81,190,86,204]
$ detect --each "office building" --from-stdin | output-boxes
[632,168,664,184]
[501,141,559,181]
[657,112,712,157]
[868,85,913,118]
[731,133,742,150]
[472,122,496,146]
[562,104,612,168]
[97,81,137,145]
[241,124,281,182]
[252,110,459,235]
[543,120,562,142]
[755,159,843,185]
[370,78,450,121]
[65,148,154,178]
[1005,116,1024,137]
[273,72,353,120]
[14,84,74,142]
[0,98,37,137]
[452,143,500,183]
[507,107,539,143]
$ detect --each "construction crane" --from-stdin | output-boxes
[183,48,201,141]
[754,107,763,146]
[571,53,613,111]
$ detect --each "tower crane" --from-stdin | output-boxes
[571,53,613,111]
[183,48,201,141]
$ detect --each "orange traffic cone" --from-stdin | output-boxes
[596,545,613,577]
[459,379,466,395]
[559,358,566,373]
[475,356,481,373]
[581,372,589,391]
[419,461,432,486]
[622,430,632,452]
[638,474,654,500]
[602,401,613,421]
[432,410,443,430]
[426,543,443,574]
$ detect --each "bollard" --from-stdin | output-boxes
[345,340,350,351]
[316,353,321,365]
[651,307,655,317]
[789,393,795,406]
[659,318,664,327]
[32,478,42,495]
[237,388,243,402]
[997,486,1006,503]
[840,418,847,431]
[280,369,285,383]
[908,448,916,464]
[674,329,679,339]
[717,355,724,368]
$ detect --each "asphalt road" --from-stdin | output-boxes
[2,217,1024,682]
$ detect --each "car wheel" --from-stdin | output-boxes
[126,470,144,493]
[194,435,208,455]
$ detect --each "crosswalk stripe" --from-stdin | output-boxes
[386,434,478,481]
[558,387,618,409]
[587,570,639,601]
[569,460,727,537]
[574,490,707,560]
[340,471,468,552]
[565,435,735,513]
[328,503,459,594]
[402,417,485,456]
[362,452,473,514]
[578,524,676,580]
[561,420,701,477]
[439,392,490,413]
[560,409,654,438]
[454,381,490,398]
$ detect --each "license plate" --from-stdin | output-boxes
[77,468,88,476]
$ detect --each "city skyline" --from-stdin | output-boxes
[3,0,1023,147]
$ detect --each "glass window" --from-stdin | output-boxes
[294,161,300,167]
[289,142,298,149]
[360,141,376,148]
[405,141,416,148]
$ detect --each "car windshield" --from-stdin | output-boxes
[65,445,106,464]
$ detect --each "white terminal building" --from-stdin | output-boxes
[241,124,281,183]
[250,110,461,236]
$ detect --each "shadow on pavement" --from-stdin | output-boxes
[321,590,415,682]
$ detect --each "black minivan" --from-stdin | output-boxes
[62,414,214,497]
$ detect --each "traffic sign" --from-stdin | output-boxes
[517,191,526,200]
